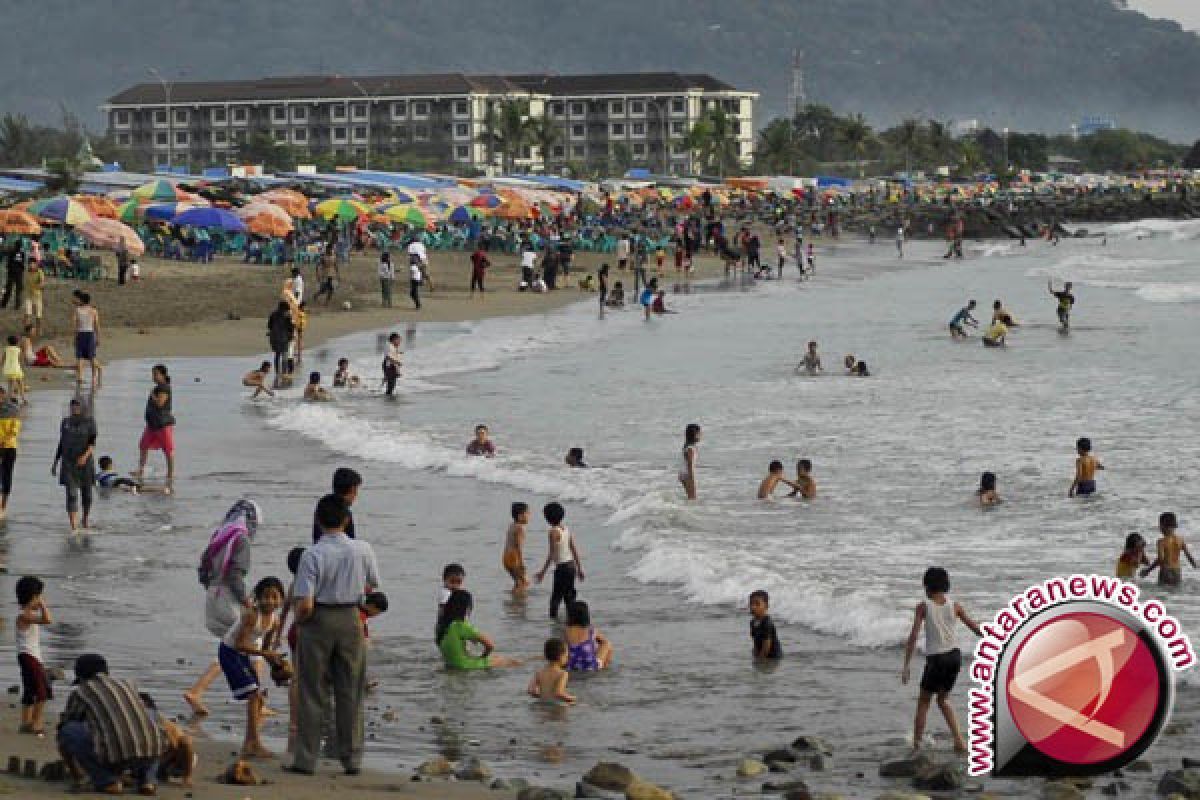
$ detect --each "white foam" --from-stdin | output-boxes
[1134,283,1200,303]
[1101,219,1200,242]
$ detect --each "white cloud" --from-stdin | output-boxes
[1126,0,1200,31]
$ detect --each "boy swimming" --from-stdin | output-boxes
[757,460,799,499]
[1117,532,1149,579]
[948,300,978,339]
[788,459,816,499]
[1142,512,1195,586]
[982,319,1007,347]
[1067,437,1103,498]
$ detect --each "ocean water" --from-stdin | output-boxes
[4,223,1198,796]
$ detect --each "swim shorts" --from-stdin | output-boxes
[74,332,96,360]
[1076,480,1096,496]
[920,648,962,694]
[139,425,175,455]
[218,642,260,701]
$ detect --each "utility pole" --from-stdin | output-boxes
[788,49,806,175]
[149,67,172,171]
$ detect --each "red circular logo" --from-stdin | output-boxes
[1006,612,1161,765]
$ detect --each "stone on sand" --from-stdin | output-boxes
[737,758,768,778]
[415,755,453,776]
[583,763,636,791]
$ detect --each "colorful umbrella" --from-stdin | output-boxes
[259,189,311,218]
[315,198,370,221]
[470,193,502,209]
[73,195,119,220]
[0,211,41,235]
[447,205,479,225]
[235,203,292,224]
[132,179,182,202]
[172,207,247,231]
[29,196,92,226]
[143,202,201,222]
[382,205,428,227]
[244,215,293,237]
[78,218,145,256]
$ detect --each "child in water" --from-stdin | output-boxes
[527,639,575,704]
[1068,437,1104,498]
[757,460,798,499]
[977,472,1000,509]
[749,589,782,660]
[1142,512,1196,586]
[303,372,332,402]
[1116,533,1148,579]
[243,361,275,399]
[503,503,530,595]
[901,567,982,754]
[789,459,816,499]
[219,576,286,758]
[332,359,361,389]
[797,341,823,375]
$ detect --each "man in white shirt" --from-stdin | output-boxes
[519,246,538,290]
[289,268,305,304]
[408,258,422,310]
[290,494,380,776]
[377,252,395,308]
[406,239,432,290]
[616,235,630,270]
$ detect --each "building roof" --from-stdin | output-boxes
[107,72,746,106]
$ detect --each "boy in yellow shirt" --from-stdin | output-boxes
[0,386,19,521]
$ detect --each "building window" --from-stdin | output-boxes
[233,107,247,123]
[174,131,188,145]
[570,102,584,116]
[572,145,585,157]
[174,109,188,124]
[293,128,308,142]
[413,102,429,117]
[273,129,287,143]
[332,104,346,120]
[552,145,565,158]
[633,143,646,157]
[272,106,287,122]
[455,145,469,159]
[115,110,130,126]
[211,108,226,123]
[454,100,468,115]
[550,102,564,117]
[632,122,645,136]
[571,124,584,138]
[333,127,347,142]
[353,126,367,140]
[610,101,624,115]
[393,125,408,141]
[630,100,645,114]
[154,110,167,125]
[391,101,406,118]
[414,125,430,141]
[730,99,741,113]
[292,106,307,122]
[233,130,246,143]
[611,123,624,136]
[117,132,130,146]
[214,130,227,144]
[670,121,685,136]
[351,103,367,120]
[671,98,685,114]
[454,123,469,137]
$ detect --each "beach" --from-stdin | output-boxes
[0,223,1196,799]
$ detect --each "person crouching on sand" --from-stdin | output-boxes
[243,362,274,399]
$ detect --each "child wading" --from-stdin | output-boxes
[535,502,584,619]
[16,575,52,735]
[901,567,982,754]
[218,576,285,758]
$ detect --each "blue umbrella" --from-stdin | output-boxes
[447,205,475,225]
[143,202,192,222]
[172,207,247,232]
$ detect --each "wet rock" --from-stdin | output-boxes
[415,756,452,777]
[584,763,635,791]
[879,753,933,778]
[737,758,767,778]
[518,789,571,800]
[767,760,791,773]
[762,778,809,792]
[1042,782,1085,800]
[577,782,624,799]
[782,790,813,800]
[912,761,964,791]
[625,777,673,800]
[808,753,830,772]
[1159,769,1200,798]
[1127,760,1152,772]
[763,749,798,764]
[791,736,834,756]
[454,756,492,781]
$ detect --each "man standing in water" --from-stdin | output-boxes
[72,292,100,388]
[1048,279,1074,331]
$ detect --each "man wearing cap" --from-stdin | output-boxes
[289,494,380,776]
[57,653,164,795]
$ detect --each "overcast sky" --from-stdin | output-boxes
[1128,0,1200,30]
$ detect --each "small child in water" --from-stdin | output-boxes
[97,456,139,492]
[757,460,798,499]
[789,459,816,499]
[749,589,782,660]
[902,567,982,755]
[1142,512,1195,586]
[503,503,530,595]
[797,341,822,375]
[332,359,361,389]
[527,639,575,704]
[303,372,332,402]
[977,471,999,509]
[437,563,466,636]
[1116,532,1149,579]
[243,361,275,399]
[1068,437,1104,498]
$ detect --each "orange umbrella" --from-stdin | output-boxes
[494,200,533,220]
[244,214,294,237]
[73,195,119,219]
[78,218,144,256]
[0,210,41,235]
[260,189,311,219]
[235,202,292,224]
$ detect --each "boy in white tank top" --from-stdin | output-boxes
[901,567,983,755]
[535,502,585,619]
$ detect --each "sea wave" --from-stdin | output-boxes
[1100,219,1200,242]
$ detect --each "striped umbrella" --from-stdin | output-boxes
[259,189,311,218]
[73,195,119,220]
[29,196,93,226]
[447,205,480,225]
[0,210,41,235]
[382,205,428,227]
[314,198,371,221]
[172,207,247,232]
[131,179,181,202]
[470,193,502,209]
[78,218,145,256]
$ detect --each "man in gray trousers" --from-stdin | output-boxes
[287,494,381,775]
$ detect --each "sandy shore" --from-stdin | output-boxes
[29,245,728,364]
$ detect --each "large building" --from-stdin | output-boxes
[101,73,757,175]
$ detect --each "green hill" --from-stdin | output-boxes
[3,0,1198,139]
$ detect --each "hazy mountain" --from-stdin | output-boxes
[5,0,1198,140]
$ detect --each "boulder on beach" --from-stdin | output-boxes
[584,762,636,791]
[453,756,492,781]
[737,758,768,778]
[911,761,964,791]
[763,748,799,764]
[1159,768,1200,798]
[762,777,810,793]
[879,753,933,778]
[517,787,571,800]
[791,736,835,756]
[625,777,674,800]
[415,755,452,776]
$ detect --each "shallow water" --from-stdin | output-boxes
[4,223,1199,796]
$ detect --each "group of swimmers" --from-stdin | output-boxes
[795,341,870,377]
[948,279,1075,346]
[243,357,361,400]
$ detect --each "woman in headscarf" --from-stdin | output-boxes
[50,396,97,534]
[184,499,262,716]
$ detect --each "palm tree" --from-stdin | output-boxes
[44,157,83,194]
[897,118,923,176]
[487,99,534,174]
[527,114,562,173]
[0,113,36,166]
[838,113,873,177]
[755,118,795,175]
[611,142,633,175]
[685,108,740,177]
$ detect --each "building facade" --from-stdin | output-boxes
[101,73,757,175]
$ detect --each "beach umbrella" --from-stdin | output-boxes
[132,179,181,202]
[172,207,247,232]
[29,196,93,226]
[314,198,370,221]
[244,214,293,237]
[447,205,479,225]
[143,202,201,222]
[495,200,533,220]
[470,193,502,209]
[259,189,311,218]
[0,210,41,235]
[73,195,118,220]
[235,203,292,224]
[383,205,428,227]
[78,218,145,256]
[379,189,415,204]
